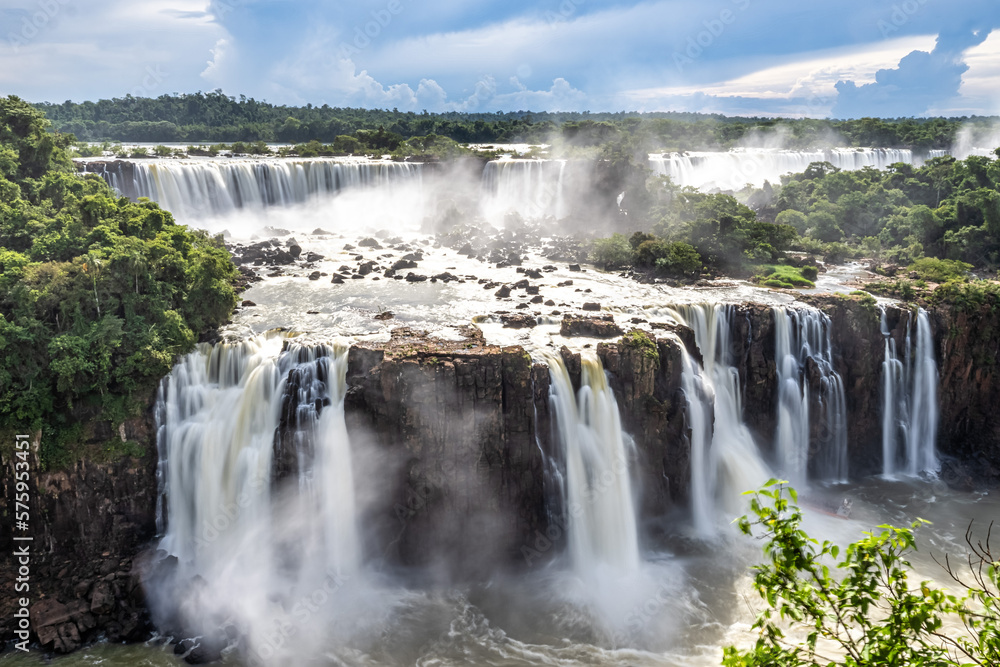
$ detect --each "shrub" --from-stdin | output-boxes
[724,481,1000,667]
[908,257,972,283]
[589,234,633,270]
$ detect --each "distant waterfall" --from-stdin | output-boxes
[772,307,848,485]
[156,333,359,579]
[881,308,939,477]
[668,305,771,536]
[545,353,640,573]
[88,158,422,220]
[480,159,567,221]
[649,147,921,190]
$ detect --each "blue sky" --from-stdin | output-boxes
[1,0,998,117]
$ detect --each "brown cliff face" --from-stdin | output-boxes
[930,303,1000,486]
[0,405,158,653]
[342,327,547,578]
[597,331,689,518]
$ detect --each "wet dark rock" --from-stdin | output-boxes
[343,244,355,251]
[405,273,428,282]
[330,275,344,284]
[312,228,331,235]
[305,252,325,262]
[351,274,365,280]
[544,300,556,306]
[525,269,543,279]
[501,313,537,328]
[392,259,418,271]
[582,302,601,311]
[560,315,623,338]
[308,271,322,281]
[359,261,377,276]
[507,253,522,266]
[525,286,540,295]
[568,264,582,272]
[402,252,423,262]
[558,280,574,287]
[359,238,382,249]
[513,279,529,289]
[495,285,512,298]
[432,272,460,283]
[530,295,544,304]
[241,300,256,307]
[458,243,474,256]
[374,310,394,321]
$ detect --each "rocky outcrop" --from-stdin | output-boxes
[343,327,548,578]
[930,302,1000,486]
[0,405,159,653]
[597,330,690,520]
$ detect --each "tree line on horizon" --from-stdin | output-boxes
[33,90,1000,152]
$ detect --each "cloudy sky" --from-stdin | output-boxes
[1,0,998,117]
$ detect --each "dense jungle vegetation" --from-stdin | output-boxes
[34,90,999,151]
[0,96,239,466]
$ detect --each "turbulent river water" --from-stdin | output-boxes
[3,155,992,666]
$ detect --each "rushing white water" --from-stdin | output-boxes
[155,333,363,663]
[91,158,422,219]
[668,305,771,536]
[772,307,848,485]
[479,158,568,221]
[649,147,921,190]
[881,308,939,477]
[545,352,640,573]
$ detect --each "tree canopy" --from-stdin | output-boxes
[0,95,239,466]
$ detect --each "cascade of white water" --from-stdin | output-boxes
[545,352,640,573]
[880,308,939,476]
[156,333,359,577]
[772,307,849,485]
[480,158,568,221]
[95,158,422,220]
[649,147,921,190]
[880,308,939,477]
[907,309,939,475]
[880,308,907,478]
[668,305,771,536]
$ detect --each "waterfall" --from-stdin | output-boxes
[649,147,922,190]
[881,308,939,477]
[480,159,568,221]
[88,158,422,220]
[772,307,848,485]
[156,331,359,585]
[668,305,771,536]
[545,352,640,573]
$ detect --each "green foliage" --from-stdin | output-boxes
[590,233,634,270]
[0,96,239,467]
[908,257,972,283]
[724,481,1000,667]
[619,329,659,365]
[756,264,816,289]
[35,93,979,151]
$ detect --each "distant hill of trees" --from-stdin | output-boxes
[33,91,1000,151]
